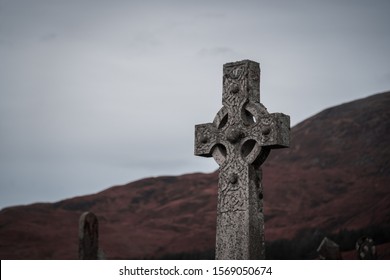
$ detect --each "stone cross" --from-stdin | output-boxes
[194,60,290,259]
[79,211,99,260]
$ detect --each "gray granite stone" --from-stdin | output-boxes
[194,60,290,259]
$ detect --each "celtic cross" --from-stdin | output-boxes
[194,60,290,259]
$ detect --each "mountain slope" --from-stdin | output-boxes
[0,91,389,259]
[263,91,390,239]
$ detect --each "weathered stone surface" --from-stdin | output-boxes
[79,211,99,260]
[194,60,290,259]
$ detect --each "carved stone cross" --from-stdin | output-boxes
[194,60,290,259]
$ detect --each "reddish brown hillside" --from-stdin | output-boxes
[0,172,218,259]
[0,91,389,259]
[263,91,390,240]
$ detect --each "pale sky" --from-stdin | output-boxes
[1,0,389,209]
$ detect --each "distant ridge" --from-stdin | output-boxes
[0,91,389,259]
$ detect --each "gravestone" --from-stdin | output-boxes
[194,60,290,259]
[356,236,377,260]
[79,211,99,260]
[317,237,342,260]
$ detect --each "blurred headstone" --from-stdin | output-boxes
[356,236,377,260]
[79,211,99,260]
[317,237,342,259]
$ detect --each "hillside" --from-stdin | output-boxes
[263,91,390,240]
[0,91,389,259]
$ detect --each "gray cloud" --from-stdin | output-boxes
[1,0,389,209]
[198,47,237,57]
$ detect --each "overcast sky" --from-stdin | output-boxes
[1,0,389,209]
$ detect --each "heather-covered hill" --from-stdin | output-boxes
[263,91,390,240]
[1,91,389,259]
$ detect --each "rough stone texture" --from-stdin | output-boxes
[317,237,342,260]
[194,60,290,259]
[79,211,99,260]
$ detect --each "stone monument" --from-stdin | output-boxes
[317,237,342,260]
[194,60,290,259]
[79,211,99,260]
[356,236,377,260]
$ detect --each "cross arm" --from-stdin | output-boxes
[255,113,290,148]
[194,123,217,157]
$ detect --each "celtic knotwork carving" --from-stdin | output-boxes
[219,159,247,213]
[194,60,290,260]
[220,159,245,192]
[195,59,290,200]
[223,62,247,107]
